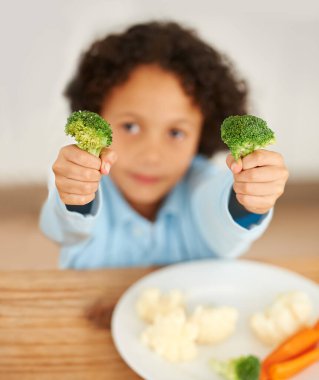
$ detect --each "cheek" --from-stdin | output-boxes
[110,128,121,149]
[176,137,200,161]
[110,131,131,160]
[166,146,195,178]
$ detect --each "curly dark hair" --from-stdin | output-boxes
[65,21,248,156]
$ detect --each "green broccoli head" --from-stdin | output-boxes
[65,110,112,157]
[210,355,261,380]
[221,115,275,160]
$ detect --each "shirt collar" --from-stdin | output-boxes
[157,181,182,219]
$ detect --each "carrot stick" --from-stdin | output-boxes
[268,347,319,379]
[259,367,268,380]
[262,327,319,368]
[313,319,319,330]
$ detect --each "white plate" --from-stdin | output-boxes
[111,259,319,380]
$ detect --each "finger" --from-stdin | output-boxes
[236,193,274,214]
[62,144,101,170]
[226,154,242,174]
[234,166,286,183]
[233,180,284,197]
[56,177,99,196]
[100,148,118,175]
[242,150,284,170]
[54,160,101,182]
[59,192,96,206]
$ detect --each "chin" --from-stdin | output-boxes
[113,174,172,207]
[127,192,163,206]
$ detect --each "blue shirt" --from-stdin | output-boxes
[39,155,272,269]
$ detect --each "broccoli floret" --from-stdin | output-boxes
[210,355,261,380]
[65,110,112,157]
[221,115,275,160]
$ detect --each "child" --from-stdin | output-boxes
[40,21,289,269]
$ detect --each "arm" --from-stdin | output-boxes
[39,144,117,247]
[39,174,102,246]
[190,150,288,258]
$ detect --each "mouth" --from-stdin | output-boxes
[130,172,161,185]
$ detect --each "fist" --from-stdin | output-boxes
[53,144,117,205]
[226,149,289,214]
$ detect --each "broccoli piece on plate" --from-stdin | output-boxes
[221,115,275,160]
[65,110,112,157]
[210,355,261,380]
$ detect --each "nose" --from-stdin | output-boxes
[139,134,162,166]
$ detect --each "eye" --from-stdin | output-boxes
[122,122,140,135]
[169,128,186,140]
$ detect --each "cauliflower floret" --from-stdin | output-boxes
[141,308,198,362]
[189,305,238,344]
[284,291,313,323]
[250,291,313,346]
[136,288,185,323]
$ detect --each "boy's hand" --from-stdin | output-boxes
[53,144,117,205]
[226,150,289,214]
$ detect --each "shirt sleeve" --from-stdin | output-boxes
[191,168,273,258]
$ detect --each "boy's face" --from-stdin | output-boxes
[101,64,203,219]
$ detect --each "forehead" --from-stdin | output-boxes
[102,64,202,120]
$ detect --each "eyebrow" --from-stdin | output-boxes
[115,112,139,118]
[115,112,194,128]
[171,118,194,128]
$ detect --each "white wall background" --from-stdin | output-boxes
[1,0,319,184]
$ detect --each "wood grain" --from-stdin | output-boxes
[0,268,153,380]
[0,260,318,379]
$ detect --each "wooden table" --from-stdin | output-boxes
[0,258,318,380]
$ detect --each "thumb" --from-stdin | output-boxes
[100,148,118,175]
[226,153,242,174]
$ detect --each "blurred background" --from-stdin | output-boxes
[1,0,318,270]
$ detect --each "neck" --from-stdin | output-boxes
[129,200,161,221]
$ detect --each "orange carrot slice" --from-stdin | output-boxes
[268,347,319,379]
[263,327,319,368]
[259,366,269,380]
